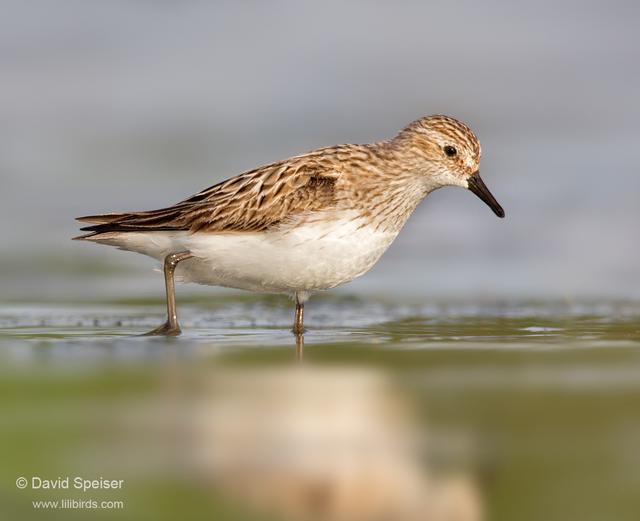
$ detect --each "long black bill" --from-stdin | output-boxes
[467,171,505,218]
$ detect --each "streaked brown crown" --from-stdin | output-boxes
[396,114,481,163]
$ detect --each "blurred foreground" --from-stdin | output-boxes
[1,296,639,520]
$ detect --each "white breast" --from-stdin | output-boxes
[102,214,399,294]
[180,215,398,293]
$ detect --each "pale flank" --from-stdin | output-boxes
[89,214,396,293]
[75,115,504,336]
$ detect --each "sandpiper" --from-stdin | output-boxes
[75,115,504,336]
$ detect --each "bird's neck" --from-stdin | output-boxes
[347,142,437,233]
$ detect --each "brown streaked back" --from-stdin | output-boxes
[75,149,346,239]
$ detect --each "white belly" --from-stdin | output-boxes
[101,216,398,294]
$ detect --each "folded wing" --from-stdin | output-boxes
[75,155,340,239]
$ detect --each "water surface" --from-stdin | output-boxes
[1,296,639,520]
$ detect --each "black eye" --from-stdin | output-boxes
[443,145,457,157]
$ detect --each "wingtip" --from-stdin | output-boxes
[76,213,126,224]
[76,215,97,223]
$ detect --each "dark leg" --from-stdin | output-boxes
[293,298,304,336]
[143,251,193,336]
[293,295,305,362]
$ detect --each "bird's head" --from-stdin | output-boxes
[394,115,505,218]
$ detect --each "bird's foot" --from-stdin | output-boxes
[141,321,181,337]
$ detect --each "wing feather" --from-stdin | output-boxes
[76,154,340,238]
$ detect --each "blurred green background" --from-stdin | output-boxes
[1,1,640,520]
